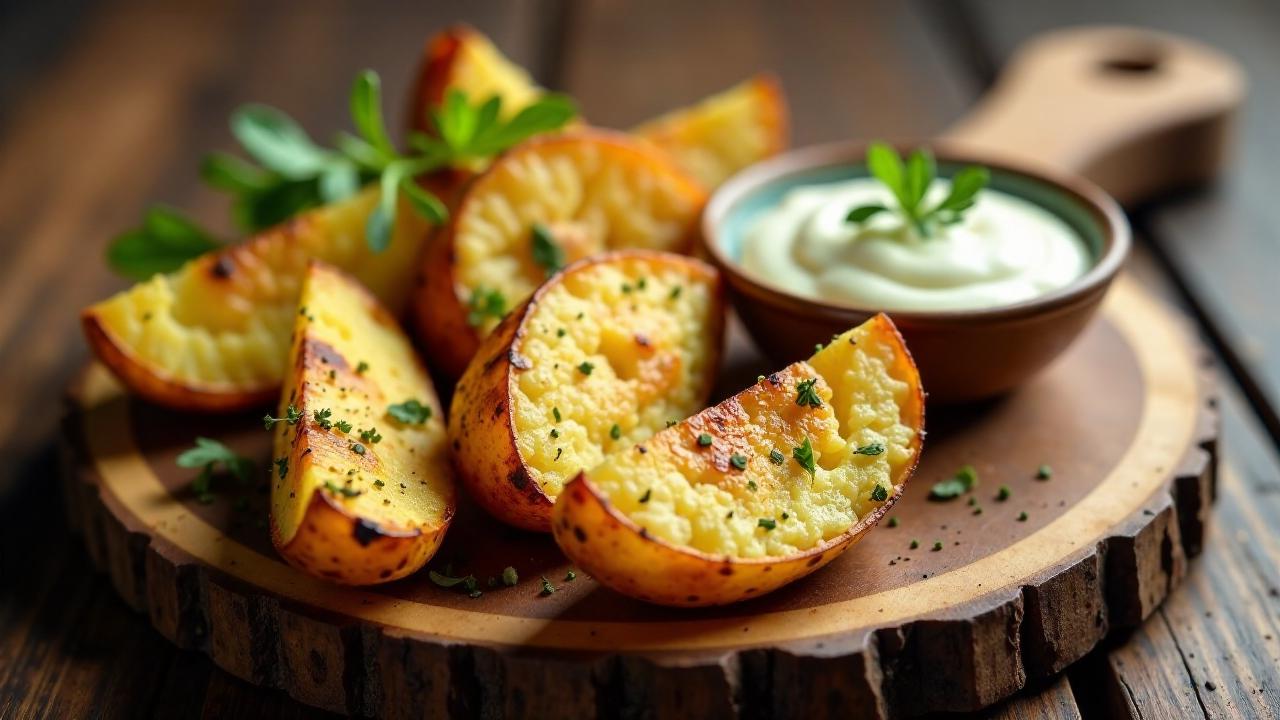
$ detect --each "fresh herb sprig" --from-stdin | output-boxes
[846,142,989,238]
[108,75,577,278]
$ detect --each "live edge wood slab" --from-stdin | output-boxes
[60,276,1217,719]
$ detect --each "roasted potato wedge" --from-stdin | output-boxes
[552,314,924,606]
[409,24,543,134]
[413,131,708,379]
[271,262,454,585]
[82,188,432,412]
[634,74,789,188]
[450,251,725,532]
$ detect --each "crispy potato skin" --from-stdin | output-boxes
[413,131,708,380]
[447,305,551,531]
[272,262,454,585]
[552,314,924,607]
[273,443,450,586]
[449,250,725,533]
[81,312,275,411]
[82,189,433,412]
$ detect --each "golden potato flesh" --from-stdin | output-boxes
[271,262,454,585]
[634,75,789,188]
[82,189,431,412]
[552,314,924,606]
[449,251,725,532]
[413,131,708,378]
[409,25,543,134]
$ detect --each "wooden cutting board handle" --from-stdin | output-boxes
[942,26,1245,204]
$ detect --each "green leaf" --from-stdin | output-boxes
[387,399,433,424]
[865,142,908,209]
[467,94,578,156]
[334,131,386,171]
[318,161,360,203]
[106,206,222,280]
[933,165,989,213]
[350,70,394,158]
[399,177,448,224]
[232,178,325,232]
[929,464,979,500]
[792,436,816,479]
[366,204,392,253]
[436,88,478,152]
[200,152,271,193]
[230,104,332,178]
[467,287,507,327]
[473,96,503,138]
[845,204,888,224]
[429,570,475,588]
[176,437,255,484]
[530,223,564,276]
[854,442,885,456]
[904,148,936,211]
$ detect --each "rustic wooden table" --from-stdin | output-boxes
[1,0,1277,717]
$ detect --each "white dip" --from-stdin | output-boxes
[741,178,1090,311]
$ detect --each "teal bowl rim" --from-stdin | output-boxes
[701,140,1131,324]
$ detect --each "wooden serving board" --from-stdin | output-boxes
[61,276,1216,718]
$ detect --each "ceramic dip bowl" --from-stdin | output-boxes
[701,141,1131,403]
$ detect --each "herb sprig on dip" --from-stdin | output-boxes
[109,73,577,279]
[845,142,990,238]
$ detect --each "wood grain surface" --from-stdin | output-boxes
[2,0,1279,718]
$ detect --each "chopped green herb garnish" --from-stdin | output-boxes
[910,539,920,549]
[730,454,748,470]
[845,142,990,238]
[747,480,758,491]
[373,478,385,488]
[387,399,432,424]
[758,518,777,531]
[356,361,370,374]
[637,278,647,290]
[550,428,560,439]
[669,285,682,300]
[577,361,594,375]
[1017,511,1029,522]
[540,575,557,596]
[932,541,943,552]
[323,480,361,498]
[553,407,562,422]
[335,420,353,433]
[870,484,888,502]
[1036,464,1053,480]
[501,566,518,586]
[313,408,333,430]
[792,436,816,478]
[697,433,713,447]
[273,457,288,479]
[639,489,651,503]
[795,377,823,408]
[467,287,507,327]
[887,516,899,528]
[530,223,564,276]
[564,569,577,581]
[930,464,979,500]
[996,485,1011,502]
[769,448,785,465]
[359,427,382,444]
[176,437,255,485]
[556,328,566,337]
[854,442,885,456]
[263,404,303,429]
[610,423,621,440]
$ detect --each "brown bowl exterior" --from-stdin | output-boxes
[702,141,1130,403]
